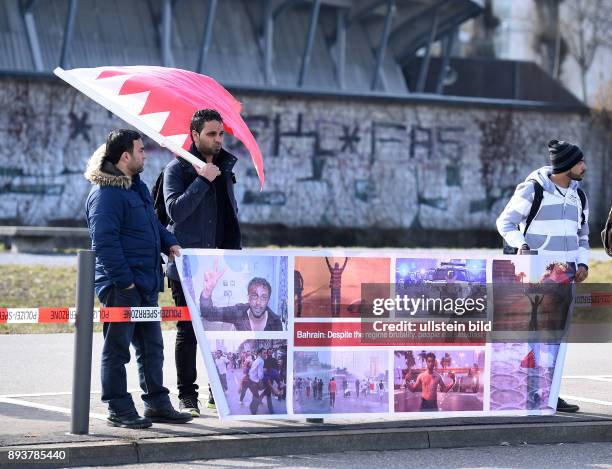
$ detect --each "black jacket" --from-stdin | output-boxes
[163,144,241,280]
[603,205,612,257]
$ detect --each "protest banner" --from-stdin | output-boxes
[175,249,585,420]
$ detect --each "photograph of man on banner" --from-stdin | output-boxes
[181,254,288,332]
[394,349,485,413]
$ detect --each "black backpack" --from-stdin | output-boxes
[151,168,170,227]
[502,179,586,254]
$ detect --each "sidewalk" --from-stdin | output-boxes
[1,394,612,468]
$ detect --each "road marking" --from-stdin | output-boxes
[0,397,107,420]
[559,395,612,407]
[562,375,612,383]
[0,392,75,398]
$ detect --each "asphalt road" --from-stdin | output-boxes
[0,331,203,400]
[0,335,610,417]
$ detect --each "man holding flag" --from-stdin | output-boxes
[163,109,242,416]
[56,65,264,419]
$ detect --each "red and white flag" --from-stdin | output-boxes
[54,66,264,188]
[520,349,536,368]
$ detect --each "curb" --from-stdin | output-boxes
[2,420,612,467]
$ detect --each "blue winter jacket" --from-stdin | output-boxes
[84,145,178,303]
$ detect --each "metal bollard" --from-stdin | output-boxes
[70,249,96,435]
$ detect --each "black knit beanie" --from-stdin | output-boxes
[548,139,583,174]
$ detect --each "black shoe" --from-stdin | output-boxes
[107,413,152,429]
[144,406,193,424]
[557,397,580,413]
[207,384,215,407]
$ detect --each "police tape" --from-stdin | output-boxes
[573,291,612,307]
[0,306,190,324]
[0,292,610,324]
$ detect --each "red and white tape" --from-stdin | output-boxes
[1,293,610,324]
[573,292,612,307]
[0,307,190,324]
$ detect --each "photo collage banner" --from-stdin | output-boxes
[175,249,576,420]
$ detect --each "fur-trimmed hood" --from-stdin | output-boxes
[84,144,133,190]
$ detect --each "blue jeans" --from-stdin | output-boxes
[101,287,171,416]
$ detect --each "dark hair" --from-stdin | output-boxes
[104,129,142,164]
[544,262,569,273]
[247,277,272,296]
[426,352,436,361]
[190,109,223,140]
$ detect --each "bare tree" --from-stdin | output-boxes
[592,80,612,129]
[465,0,500,58]
[532,0,567,79]
[592,80,612,220]
[561,0,612,102]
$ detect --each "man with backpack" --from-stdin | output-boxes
[153,109,241,416]
[497,139,590,413]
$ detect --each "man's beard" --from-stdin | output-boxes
[197,143,221,156]
[128,162,144,175]
[250,307,266,319]
[569,171,584,181]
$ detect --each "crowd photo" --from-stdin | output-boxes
[209,339,288,416]
[293,350,389,415]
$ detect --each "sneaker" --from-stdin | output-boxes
[179,397,201,418]
[557,397,579,413]
[107,413,152,429]
[207,401,216,410]
[144,406,193,424]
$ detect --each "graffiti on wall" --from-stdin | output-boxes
[0,78,596,231]
[224,109,519,230]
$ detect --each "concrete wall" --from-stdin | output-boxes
[0,75,609,246]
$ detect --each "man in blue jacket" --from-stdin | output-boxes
[85,129,193,429]
[163,109,241,416]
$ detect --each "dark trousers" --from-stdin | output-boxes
[101,287,171,416]
[247,379,262,414]
[170,279,201,401]
[219,373,228,392]
[331,289,341,317]
[420,398,439,411]
[239,379,248,403]
[295,290,303,318]
[261,387,274,414]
